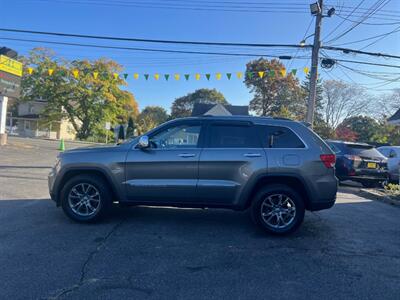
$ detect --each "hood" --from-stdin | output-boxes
[62,144,122,154]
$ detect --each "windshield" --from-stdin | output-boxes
[346,144,385,158]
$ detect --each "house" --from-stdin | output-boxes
[191,103,249,116]
[8,99,77,140]
[388,109,400,125]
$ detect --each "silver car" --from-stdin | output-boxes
[48,116,338,235]
[378,146,400,183]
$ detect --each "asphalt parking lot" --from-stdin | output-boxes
[0,137,399,300]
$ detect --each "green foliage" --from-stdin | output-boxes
[137,106,169,134]
[126,116,135,138]
[118,125,125,140]
[20,48,138,140]
[244,58,305,118]
[384,183,400,198]
[171,88,228,118]
[301,73,324,123]
[338,116,380,143]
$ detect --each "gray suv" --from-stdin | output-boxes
[48,116,337,235]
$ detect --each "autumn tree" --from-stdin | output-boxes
[21,48,138,140]
[137,106,169,134]
[171,88,228,118]
[244,58,305,117]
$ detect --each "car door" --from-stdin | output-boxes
[125,120,204,203]
[197,121,267,205]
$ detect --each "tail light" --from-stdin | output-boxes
[320,154,336,168]
[344,154,362,161]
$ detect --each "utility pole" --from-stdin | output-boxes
[306,0,323,127]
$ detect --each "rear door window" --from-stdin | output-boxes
[208,123,260,148]
[259,125,305,148]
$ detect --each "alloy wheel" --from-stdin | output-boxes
[68,183,101,217]
[260,194,296,229]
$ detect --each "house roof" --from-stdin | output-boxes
[388,108,400,123]
[191,103,249,116]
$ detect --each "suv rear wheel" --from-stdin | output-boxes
[251,184,305,235]
[60,174,112,222]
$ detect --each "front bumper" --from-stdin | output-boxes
[48,167,58,204]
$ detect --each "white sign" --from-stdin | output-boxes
[105,122,111,130]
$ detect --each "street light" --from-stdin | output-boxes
[300,34,315,47]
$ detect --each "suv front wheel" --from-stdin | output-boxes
[60,174,112,222]
[251,184,305,235]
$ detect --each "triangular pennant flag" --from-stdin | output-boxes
[280,68,287,77]
[93,72,99,79]
[144,74,149,80]
[123,73,128,79]
[236,72,243,79]
[184,74,190,81]
[205,74,211,80]
[154,73,160,80]
[27,67,34,75]
[216,73,222,80]
[303,67,309,75]
[133,73,139,80]
[258,71,264,78]
[226,73,232,80]
[164,74,170,81]
[174,74,180,80]
[113,73,119,80]
[72,70,79,79]
[48,69,54,76]
[291,69,297,76]
[269,70,275,77]
[195,73,201,80]
[247,72,253,79]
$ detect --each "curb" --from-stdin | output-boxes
[358,189,400,207]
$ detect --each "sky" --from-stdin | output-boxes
[1,0,399,112]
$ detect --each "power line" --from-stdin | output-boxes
[0,36,312,59]
[335,14,400,25]
[358,25,400,50]
[331,26,400,46]
[0,28,310,49]
[323,0,366,41]
[326,0,391,44]
[1,27,400,59]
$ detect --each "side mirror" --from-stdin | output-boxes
[137,135,149,149]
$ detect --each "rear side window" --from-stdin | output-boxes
[208,124,260,148]
[259,125,305,148]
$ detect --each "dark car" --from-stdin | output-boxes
[326,140,388,187]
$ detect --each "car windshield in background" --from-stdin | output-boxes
[346,144,385,158]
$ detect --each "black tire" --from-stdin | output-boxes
[60,174,112,223]
[250,184,305,235]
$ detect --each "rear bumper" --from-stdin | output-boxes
[339,174,388,182]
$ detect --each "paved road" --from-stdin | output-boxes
[0,137,399,299]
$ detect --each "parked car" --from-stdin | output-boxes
[377,146,400,183]
[49,116,338,235]
[326,140,388,187]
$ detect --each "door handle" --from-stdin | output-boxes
[178,153,196,158]
[244,153,261,158]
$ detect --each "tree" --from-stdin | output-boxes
[337,116,380,143]
[126,116,135,138]
[321,80,369,130]
[335,126,358,142]
[20,48,138,140]
[137,106,169,134]
[244,58,305,117]
[171,88,228,118]
[117,124,125,140]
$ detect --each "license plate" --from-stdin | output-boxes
[367,162,377,169]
